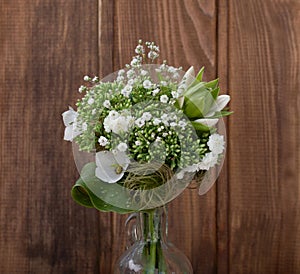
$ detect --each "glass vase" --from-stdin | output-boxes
[114,207,193,274]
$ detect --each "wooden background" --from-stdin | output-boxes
[0,0,299,273]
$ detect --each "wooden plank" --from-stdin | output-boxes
[228,0,300,273]
[216,0,230,273]
[0,1,100,273]
[113,0,218,273]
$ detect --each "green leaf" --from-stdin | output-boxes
[71,163,134,214]
[205,78,219,89]
[191,121,211,132]
[208,110,234,118]
[196,67,205,82]
[210,87,220,100]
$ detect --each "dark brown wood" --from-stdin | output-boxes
[228,0,300,273]
[0,1,100,273]
[1,0,300,273]
[112,1,218,273]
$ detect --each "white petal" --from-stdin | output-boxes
[215,95,230,112]
[182,66,195,87]
[62,107,78,126]
[63,126,73,141]
[95,151,125,183]
[194,118,219,127]
[114,151,130,168]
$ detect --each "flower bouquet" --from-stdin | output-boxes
[62,40,232,273]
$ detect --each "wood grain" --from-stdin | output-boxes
[228,0,300,273]
[0,1,100,273]
[0,0,299,273]
[113,0,218,273]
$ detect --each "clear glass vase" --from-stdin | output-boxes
[114,207,193,274]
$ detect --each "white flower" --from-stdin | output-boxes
[199,152,219,170]
[116,75,124,82]
[95,151,130,183]
[62,107,81,141]
[142,112,152,121]
[78,85,86,93]
[88,97,94,105]
[127,69,135,79]
[178,120,187,128]
[98,136,108,146]
[121,85,133,97]
[152,88,160,96]
[118,69,125,75]
[207,134,225,154]
[205,95,231,117]
[141,70,148,76]
[162,132,168,137]
[135,45,144,54]
[103,111,132,134]
[170,122,177,127]
[92,76,99,82]
[127,79,135,85]
[128,259,142,273]
[103,100,111,108]
[117,142,128,152]
[83,75,90,81]
[135,140,141,146]
[143,80,152,89]
[160,95,169,103]
[135,117,145,128]
[153,118,161,125]
[171,91,179,98]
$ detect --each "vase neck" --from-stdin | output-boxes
[138,207,168,242]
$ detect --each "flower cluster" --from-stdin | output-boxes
[62,40,231,193]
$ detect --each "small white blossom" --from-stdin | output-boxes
[78,85,86,93]
[153,118,161,125]
[92,76,99,82]
[152,88,160,96]
[162,132,168,137]
[116,75,124,82]
[98,136,108,146]
[127,69,135,79]
[207,134,225,154]
[88,98,94,105]
[171,91,179,98]
[121,85,133,97]
[118,69,125,75]
[135,118,145,128]
[135,140,141,146]
[178,120,187,129]
[141,70,148,76]
[62,107,80,141]
[117,142,128,152]
[199,152,219,170]
[127,79,135,85]
[160,95,169,103]
[170,122,177,127]
[135,45,145,54]
[83,75,90,81]
[103,100,111,108]
[142,112,152,121]
[143,80,152,89]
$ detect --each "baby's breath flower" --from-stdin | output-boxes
[152,88,160,96]
[143,80,152,89]
[160,95,169,103]
[178,120,187,128]
[88,98,94,105]
[135,118,145,128]
[92,76,99,83]
[103,100,111,108]
[83,75,90,81]
[135,140,141,146]
[170,122,177,127]
[98,136,108,146]
[135,45,145,54]
[141,70,148,76]
[121,85,133,97]
[78,85,86,93]
[171,91,179,98]
[117,142,128,152]
[153,118,161,125]
[118,69,125,75]
[142,112,152,121]
[127,69,135,79]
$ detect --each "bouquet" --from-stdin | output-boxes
[62,40,232,272]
